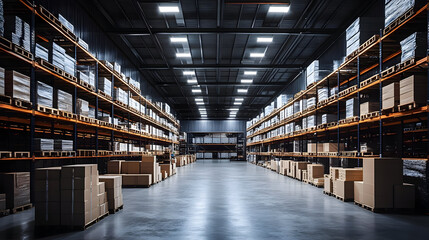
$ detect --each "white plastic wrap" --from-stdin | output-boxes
[5,70,30,101]
[37,81,53,107]
[34,138,54,151]
[58,14,74,33]
[317,87,329,102]
[98,77,112,96]
[57,89,72,113]
[36,43,49,61]
[77,98,89,116]
[77,37,89,50]
[64,54,75,76]
[52,42,65,70]
[385,0,415,27]
[0,67,4,95]
[54,139,73,151]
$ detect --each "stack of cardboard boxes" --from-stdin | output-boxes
[99,176,123,212]
[0,172,30,210]
[399,75,427,107]
[333,168,363,201]
[307,164,324,186]
[382,82,399,110]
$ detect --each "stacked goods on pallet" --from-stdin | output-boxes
[36,43,49,61]
[139,156,158,184]
[276,94,288,109]
[64,54,76,77]
[61,164,99,227]
[323,143,344,152]
[399,75,427,107]
[5,16,30,51]
[35,167,61,226]
[99,176,123,212]
[58,14,74,33]
[307,115,316,128]
[362,158,415,209]
[354,181,364,204]
[403,159,428,209]
[345,98,358,119]
[52,42,65,70]
[385,0,416,27]
[307,143,323,153]
[0,67,4,95]
[324,174,333,194]
[0,194,6,211]
[320,114,336,124]
[34,138,54,151]
[345,17,380,56]
[360,101,379,115]
[317,87,329,103]
[270,160,278,172]
[77,98,89,116]
[295,162,309,181]
[57,90,73,112]
[108,160,122,174]
[128,77,140,90]
[54,139,73,151]
[307,164,324,186]
[306,60,318,87]
[333,168,363,201]
[0,172,30,210]
[98,77,112,97]
[113,62,121,74]
[97,182,108,217]
[37,81,53,107]
[114,87,128,105]
[306,97,316,109]
[122,174,152,187]
[77,70,95,87]
[5,70,30,101]
[160,163,173,177]
[400,33,426,62]
[382,82,399,110]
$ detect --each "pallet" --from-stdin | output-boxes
[113,151,127,155]
[60,151,76,157]
[358,35,380,52]
[345,49,359,62]
[317,98,329,107]
[360,152,375,157]
[78,115,90,123]
[334,195,353,202]
[59,110,77,119]
[63,71,77,82]
[97,150,112,156]
[0,151,12,158]
[77,149,96,156]
[14,152,30,158]
[34,151,62,157]
[78,79,95,92]
[114,100,128,108]
[396,58,415,71]
[11,203,33,214]
[87,117,98,124]
[37,105,59,115]
[98,90,112,100]
[0,94,12,104]
[123,185,151,188]
[360,111,380,120]
[340,151,358,157]
[398,102,420,112]
[0,35,12,50]
[327,94,338,103]
[98,211,109,221]
[381,107,397,115]
[383,7,415,35]
[309,182,324,188]
[323,191,333,196]
[13,45,33,60]
[317,123,327,130]
[38,6,77,41]
[0,209,10,217]
[339,85,358,98]
[13,98,32,109]
[306,81,316,90]
[108,205,123,214]
[360,74,380,88]
[381,65,396,78]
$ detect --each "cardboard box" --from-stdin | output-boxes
[142,155,157,163]
[107,160,123,174]
[394,183,415,209]
[338,168,363,181]
[160,164,172,177]
[99,175,123,211]
[121,161,141,174]
[99,175,122,189]
[122,174,152,186]
[360,102,379,115]
[363,158,403,209]
[330,167,341,180]
[324,175,333,193]
[307,143,324,153]
[399,75,427,106]
[382,82,399,110]
[5,70,30,102]
[333,180,354,200]
[307,164,324,182]
[0,172,30,209]
[323,143,344,152]
[140,162,158,183]
[354,181,364,204]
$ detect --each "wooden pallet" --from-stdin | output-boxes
[327,94,338,103]
[0,151,12,158]
[78,115,90,123]
[97,150,112,156]
[109,205,123,214]
[317,123,327,130]
[340,151,358,157]
[381,65,396,78]
[59,110,77,119]
[114,151,127,155]
[339,85,358,98]
[396,58,415,71]
[14,152,30,158]
[339,116,359,125]
[38,6,77,41]
[78,79,95,92]
[87,117,98,124]
[63,71,77,82]
[13,45,33,60]
[358,35,380,52]
[360,74,380,88]
[398,102,420,112]
[360,111,380,120]
[123,185,151,188]
[0,35,12,50]
[381,107,397,115]
[34,151,62,157]
[317,98,329,107]
[345,49,359,62]
[13,98,32,109]
[60,151,76,157]
[0,94,12,104]
[383,7,415,35]
[360,152,375,157]
[323,191,333,196]
[334,195,353,202]
[309,182,324,188]
[98,90,112,100]
[11,203,33,214]
[114,100,128,108]
[37,105,59,115]
[77,149,96,156]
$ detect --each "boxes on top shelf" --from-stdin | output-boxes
[36,43,49,61]
[113,62,121,74]
[77,98,89,116]
[77,37,89,51]
[306,60,331,87]
[5,16,31,51]
[57,89,73,113]
[58,14,74,33]
[37,81,53,108]
[360,101,379,115]
[385,0,416,27]
[400,32,426,62]
[276,94,289,108]
[399,75,427,106]
[5,70,31,102]
[98,77,112,97]
[345,17,381,56]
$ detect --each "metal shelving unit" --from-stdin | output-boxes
[189,132,244,160]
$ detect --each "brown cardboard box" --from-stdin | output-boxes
[399,75,427,106]
[140,162,158,183]
[333,180,354,200]
[121,161,141,174]
[98,182,105,194]
[0,172,30,209]
[160,164,172,177]
[302,170,307,182]
[99,176,122,189]
[307,164,324,182]
[313,178,324,187]
[363,158,403,209]
[296,169,302,181]
[330,167,341,180]
[323,143,344,152]
[296,162,309,171]
[122,174,152,186]
[107,160,123,174]
[307,143,323,153]
[360,102,379,115]
[394,183,415,209]
[338,168,363,181]
[35,202,61,226]
[5,70,31,101]
[324,175,332,193]
[142,155,157,163]
[354,181,363,204]
[382,82,399,110]
[99,176,123,211]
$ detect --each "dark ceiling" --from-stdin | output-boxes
[79,0,377,120]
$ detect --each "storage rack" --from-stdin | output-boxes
[189,132,244,160]
[246,4,429,167]
[0,0,180,172]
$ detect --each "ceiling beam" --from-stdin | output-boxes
[108,28,334,36]
[140,63,302,70]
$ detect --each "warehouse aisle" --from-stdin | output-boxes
[1,161,429,240]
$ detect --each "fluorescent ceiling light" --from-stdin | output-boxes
[229,108,239,111]
[183,71,195,75]
[196,102,204,105]
[268,6,290,13]
[176,52,191,58]
[170,37,187,43]
[192,89,202,93]
[199,107,206,111]
[195,98,204,102]
[241,79,253,83]
[187,79,198,84]
[233,102,242,105]
[237,89,248,93]
[235,98,244,101]
[250,53,265,58]
[244,71,257,75]
[257,37,273,43]
[159,6,180,13]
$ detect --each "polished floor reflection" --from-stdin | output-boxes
[0,160,428,239]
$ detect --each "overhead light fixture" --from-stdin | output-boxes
[176,52,191,58]
[192,89,202,93]
[241,79,253,83]
[196,102,204,105]
[170,37,187,43]
[235,98,244,101]
[195,98,204,102]
[187,79,198,84]
[244,71,257,75]
[250,53,265,58]
[229,108,239,111]
[268,6,290,13]
[183,71,195,75]
[233,102,242,105]
[257,37,273,43]
[159,6,180,13]
[237,89,248,93]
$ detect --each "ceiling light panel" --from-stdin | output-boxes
[159,6,180,13]
[237,89,248,93]
[176,52,191,58]
[183,71,195,75]
[268,6,290,13]
[244,71,257,75]
[250,53,265,58]
[187,79,198,84]
[241,79,253,83]
[257,37,273,43]
[192,89,202,93]
[170,37,187,43]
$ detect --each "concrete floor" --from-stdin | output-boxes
[0,160,429,240]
